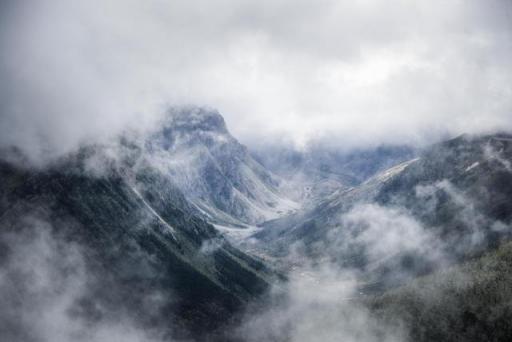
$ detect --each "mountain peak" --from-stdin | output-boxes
[167,107,228,134]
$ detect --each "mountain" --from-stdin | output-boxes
[144,108,298,227]
[376,133,512,236]
[252,143,416,205]
[2,103,511,341]
[252,133,512,288]
[252,158,420,258]
[369,239,512,342]
[0,144,276,340]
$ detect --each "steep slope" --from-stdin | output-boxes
[369,240,512,342]
[252,143,416,204]
[145,108,298,227]
[253,158,419,256]
[253,133,512,286]
[376,133,512,252]
[0,147,275,340]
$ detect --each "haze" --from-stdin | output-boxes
[1,0,511,161]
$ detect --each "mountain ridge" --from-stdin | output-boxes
[144,107,299,227]
[0,142,277,340]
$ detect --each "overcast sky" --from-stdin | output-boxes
[1,0,512,160]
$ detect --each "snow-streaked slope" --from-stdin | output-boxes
[0,149,277,338]
[253,133,512,282]
[144,108,299,227]
[253,157,420,252]
[252,143,416,204]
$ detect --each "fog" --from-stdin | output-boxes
[232,174,510,341]
[234,265,406,342]
[0,214,170,342]
[1,0,512,163]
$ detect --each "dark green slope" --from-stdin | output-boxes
[369,240,512,342]
[0,153,273,339]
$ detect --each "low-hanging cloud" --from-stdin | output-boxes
[340,203,442,264]
[1,0,512,161]
[233,178,512,341]
[0,215,169,342]
[233,264,407,342]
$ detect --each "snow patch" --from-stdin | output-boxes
[214,224,262,244]
[465,162,480,172]
[129,185,177,240]
[369,158,420,183]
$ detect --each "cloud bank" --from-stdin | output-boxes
[1,0,511,160]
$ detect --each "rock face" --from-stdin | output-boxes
[145,108,298,227]
[0,145,274,340]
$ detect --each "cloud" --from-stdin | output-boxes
[234,185,511,341]
[340,203,442,264]
[229,206,436,341]
[234,264,406,342]
[484,142,512,171]
[1,0,512,159]
[0,214,170,342]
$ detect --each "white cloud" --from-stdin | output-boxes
[341,203,440,263]
[235,264,406,342]
[1,0,511,161]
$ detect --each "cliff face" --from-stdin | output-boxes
[144,107,298,226]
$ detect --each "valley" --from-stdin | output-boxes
[1,109,511,341]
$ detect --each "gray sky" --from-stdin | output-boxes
[1,0,512,160]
